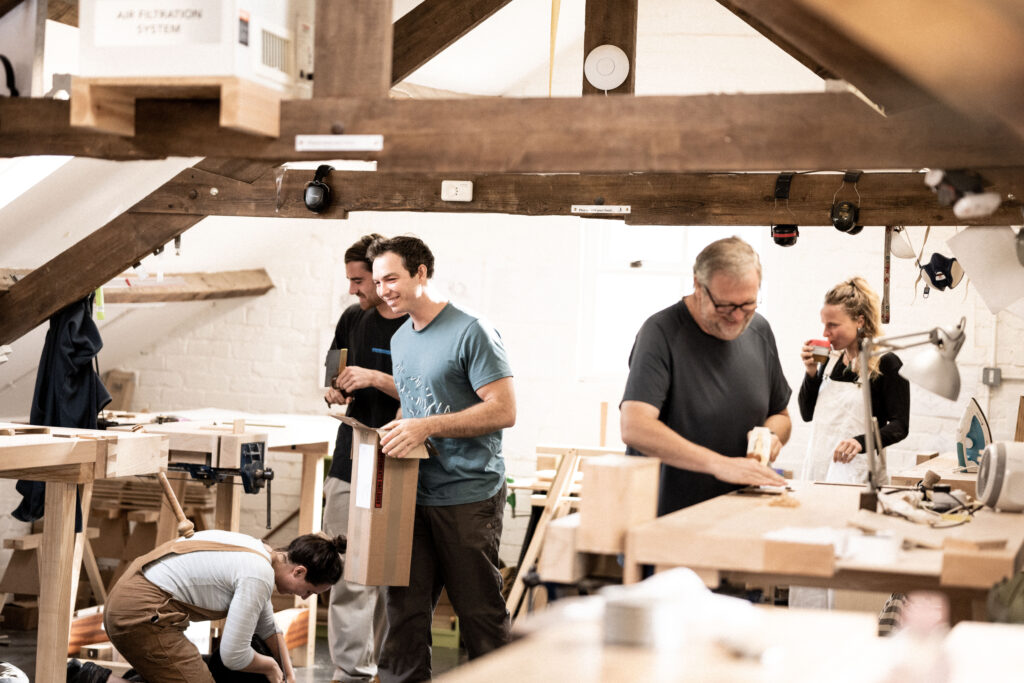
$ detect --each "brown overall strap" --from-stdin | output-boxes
[123,538,272,581]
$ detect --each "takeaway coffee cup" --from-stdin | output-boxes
[808,339,831,364]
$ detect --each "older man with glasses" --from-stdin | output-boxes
[620,236,792,516]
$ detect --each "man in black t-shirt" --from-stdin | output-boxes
[620,237,791,515]
[322,234,407,683]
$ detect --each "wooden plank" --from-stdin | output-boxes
[102,269,275,304]
[3,93,1023,171]
[294,447,325,667]
[536,513,587,584]
[36,482,78,682]
[795,0,1024,140]
[0,213,201,346]
[70,76,282,138]
[1016,396,1024,442]
[507,449,582,618]
[719,0,936,114]
[577,455,658,554]
[314,0,392,98]
[132,167,1024,226]
[392,0,515,84]
[582,0,638,95]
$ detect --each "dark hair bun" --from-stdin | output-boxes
[331,535,347,554]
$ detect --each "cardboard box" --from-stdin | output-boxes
[331,412,427,586]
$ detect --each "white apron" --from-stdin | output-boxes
[799,355,886,485]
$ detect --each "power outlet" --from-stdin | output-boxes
[441,180,473,202]
[982,367,1002,387]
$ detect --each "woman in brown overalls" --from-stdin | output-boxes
[104,530,345,683]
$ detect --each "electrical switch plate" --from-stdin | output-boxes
[982,367,1002,387]
[441,180,473,202]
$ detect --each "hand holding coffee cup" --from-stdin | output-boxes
[809,339,831,364]
[801,339,831,376]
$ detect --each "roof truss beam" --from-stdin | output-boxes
[3,93,1022,171]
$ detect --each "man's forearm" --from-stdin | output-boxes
[620,406,722,474]
[764,412,792,444]
[422,398,514,439]
[373,371,399,399]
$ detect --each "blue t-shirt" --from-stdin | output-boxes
[390,302,513,505]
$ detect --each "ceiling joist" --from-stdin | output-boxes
[0,213,203,346]
[582,0,638,95]
[392,0,516,85]
[794,0,1024,140]
[3,93,1022,172]
[130,167,1024,227]
[717,0,937,115]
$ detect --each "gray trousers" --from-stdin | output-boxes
[379,486,510,683]
[323,476,387,683]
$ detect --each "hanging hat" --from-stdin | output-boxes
[922,253,965,291]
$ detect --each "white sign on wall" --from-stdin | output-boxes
[93,0,222,46]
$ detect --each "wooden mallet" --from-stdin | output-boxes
[157,471,195,538]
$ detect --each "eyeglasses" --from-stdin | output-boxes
[702,284,759,315]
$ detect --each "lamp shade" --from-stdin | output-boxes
[898,321,966,400]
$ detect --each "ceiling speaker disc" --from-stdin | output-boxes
[584,44,630,91]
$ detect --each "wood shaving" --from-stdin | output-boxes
[769,492,800,507]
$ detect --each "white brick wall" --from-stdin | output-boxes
[100,216,1024,570]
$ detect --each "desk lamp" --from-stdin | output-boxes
[858,317,967,510]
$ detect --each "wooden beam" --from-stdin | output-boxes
[715,0,835,80]
[393,0,515,84]
[101,269,275,304]
[129,168,1024,226]
[0,213,202,346]
[582,0,638,95]
[795,0,1024,140]
[315,0,392,98]
[47,0,76,26]
[3,93,1023,171]
[0,0,22,22]
[719,0,937,114]
[192,158,281,184]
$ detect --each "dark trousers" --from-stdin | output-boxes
[379,486,510,683]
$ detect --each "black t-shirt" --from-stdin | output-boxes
[622,300,791,515]
[327,304,407,481]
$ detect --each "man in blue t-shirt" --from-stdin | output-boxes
[367,236,515,683]
[323,234,407,683]
[621,236,791,516]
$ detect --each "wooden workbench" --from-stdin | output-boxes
[438,599,1024,682]
[623,480,1024,620]
[891,453,977,497]
[104,409,337,666]
[0,423,167,683]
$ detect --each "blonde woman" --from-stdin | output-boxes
[798,277,909,484]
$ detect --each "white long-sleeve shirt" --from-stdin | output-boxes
[142,530,279,670]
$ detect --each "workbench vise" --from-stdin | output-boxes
[167,440,275,528]
[167,440,274,493]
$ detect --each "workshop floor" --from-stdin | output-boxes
[0,629,465,681]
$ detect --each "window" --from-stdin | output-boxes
[577,222,766,380]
